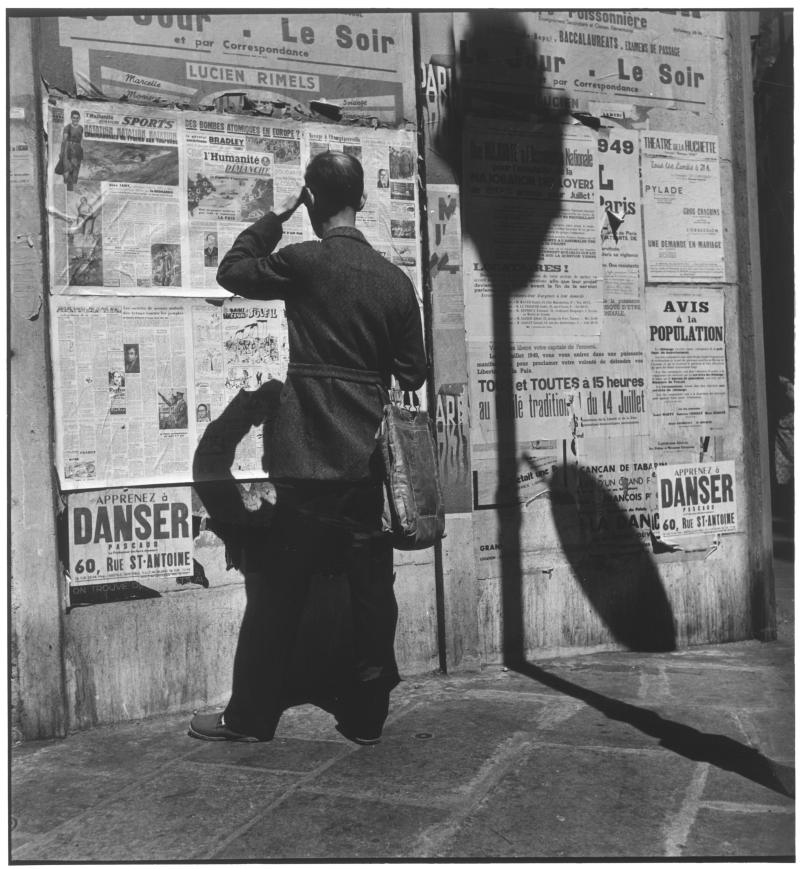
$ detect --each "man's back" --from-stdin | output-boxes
[217,214,426,481]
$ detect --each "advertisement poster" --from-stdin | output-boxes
[454,9,719,116]
[657,460,738,537]
[67,486,194,586]
[645,287,728,449]
[641,131,724,282]
[463,119,602,343]
[45,13,415,124]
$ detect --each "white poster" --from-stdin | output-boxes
[641,131,724,282]
[645,287,728,450]
[657,460,738,537]
[67,486,194,584]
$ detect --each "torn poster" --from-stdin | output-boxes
[454,9,719,116]
[42,13,415,124]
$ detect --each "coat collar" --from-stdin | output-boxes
[322,225,369,244]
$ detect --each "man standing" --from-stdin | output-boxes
[189,151,426,745]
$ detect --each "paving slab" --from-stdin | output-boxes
[12,763,290,863]
[432,744,696,859]
[312,698,549,803]
[221,789,451,860]
[684,805,795,858]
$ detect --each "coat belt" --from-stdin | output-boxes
[287,361,385,385]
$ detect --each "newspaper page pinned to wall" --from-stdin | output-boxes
[641,132,724,283]
[47,99,188,296]
[47,101,423,299]
[67,487,194,594]
[45,13,416,124]
[596,128,644,317]
[645,287,728,450]
[51,296,283,489]
[192,299,289,479]
[304,124,422,294]
[183,112,305,290]
[454,9,719,116]
[463,119,602,343]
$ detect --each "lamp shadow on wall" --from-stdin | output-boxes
[446,11,793,798]
[546,464,676,653]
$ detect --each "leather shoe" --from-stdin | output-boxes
[335,722,382,746]
[188,711,267,742]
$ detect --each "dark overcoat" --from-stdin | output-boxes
[217,213,427,481]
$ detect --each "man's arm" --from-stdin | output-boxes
[216,190,305,299]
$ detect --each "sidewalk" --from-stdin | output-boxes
[11,525,794,862]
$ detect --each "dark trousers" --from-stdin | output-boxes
[224,479,398,739]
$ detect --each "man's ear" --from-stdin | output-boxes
[357,192,367,211]
[303,187,315,210]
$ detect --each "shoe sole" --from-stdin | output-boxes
[187,726,262,743]
[335,723,381,746]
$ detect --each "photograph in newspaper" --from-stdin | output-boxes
[641,132,725,283]
[463,120,603,344]
[67,486,194,590]
[645,287,728,450]
[48,100,184,296]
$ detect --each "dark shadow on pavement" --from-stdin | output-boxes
[518,659,795,798]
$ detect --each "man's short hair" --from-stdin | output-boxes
[304,151,364,216]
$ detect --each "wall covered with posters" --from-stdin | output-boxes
[10,11,771,739]
[419,9,770,667]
